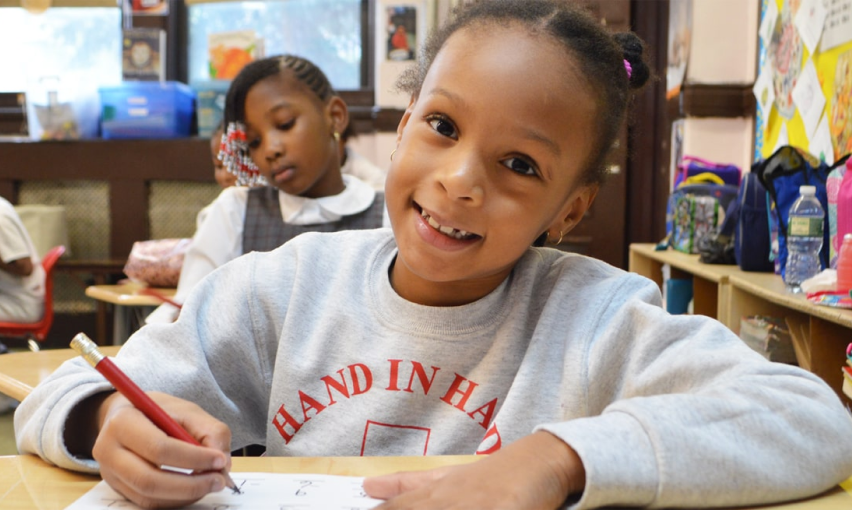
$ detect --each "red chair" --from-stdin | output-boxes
[0,245,66,351]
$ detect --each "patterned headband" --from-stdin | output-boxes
[218,122,268,187]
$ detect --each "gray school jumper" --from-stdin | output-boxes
[242,186,386,253]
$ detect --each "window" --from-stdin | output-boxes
[187,0,363,90]
[0,8,121,138]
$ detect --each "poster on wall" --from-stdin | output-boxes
[759,0,852,164]
[386,6,417,61]
[666,0,692,99]
[829,49,852,156]
[770,0,803,121]
[131,0,168,16]
[821,0,852,51]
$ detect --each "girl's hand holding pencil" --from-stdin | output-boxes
[71,334,236,508]
[93,391,235,507]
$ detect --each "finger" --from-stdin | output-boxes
[104,445,224,508]
[103,403,229,474]
[147,393,233,455]
[363,466,453,499]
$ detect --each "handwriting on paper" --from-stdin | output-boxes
[65,473,383,510]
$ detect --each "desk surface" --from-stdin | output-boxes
[0,346,121,401]
[85,284,175,307]
[0,455,849,510]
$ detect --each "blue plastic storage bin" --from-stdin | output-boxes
[192,80,229,137]
[99,82,195,139]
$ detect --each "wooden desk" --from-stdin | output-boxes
[0,346,121,401]
[85,284,176,345]
[0,455,849,510]
[629,243,852,401]
[57,260,128,346]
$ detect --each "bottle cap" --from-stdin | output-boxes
[799,185,816,195]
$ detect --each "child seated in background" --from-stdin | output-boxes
[16,1,852,509]
[0,196,45,323]
[146,55,386,323]
[194,121,237,231]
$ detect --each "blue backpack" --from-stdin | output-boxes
[734,171,774,272]
[754,146,845,278]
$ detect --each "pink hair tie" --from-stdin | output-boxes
[623,59,632,79]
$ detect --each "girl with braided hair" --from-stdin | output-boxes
[147,55,386,323]
[18,1,852,508]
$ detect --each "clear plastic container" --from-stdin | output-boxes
[784,185,824,293]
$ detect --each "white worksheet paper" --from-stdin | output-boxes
[65,473,384,510]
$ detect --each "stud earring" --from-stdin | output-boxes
[333,132,341,142]
[390,149,397,161]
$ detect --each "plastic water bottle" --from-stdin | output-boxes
[838,234,852,294]
[784,185,824,293]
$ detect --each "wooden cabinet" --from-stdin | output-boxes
[630,243,852,403]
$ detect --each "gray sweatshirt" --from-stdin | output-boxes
[15,229,852,509]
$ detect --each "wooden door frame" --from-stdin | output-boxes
[627,0,670,250]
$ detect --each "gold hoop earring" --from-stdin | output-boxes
[390,149,397,161]
[333,132,341,142]
[550,230,564,245]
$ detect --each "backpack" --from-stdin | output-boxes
[754,146,847,278]
[666,181,739,254]
[674,155,742,188]
[734,171,774,272]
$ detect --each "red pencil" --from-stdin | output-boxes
[70,333,240,494]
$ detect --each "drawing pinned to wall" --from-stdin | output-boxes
[666,0,692,100]
[386,6,417,61]
[791,58,827,138]
[754,62,777,114]
[792,0,827,54]
[770,0,803,120]
[830,49,852,156]
[821,0,852,51]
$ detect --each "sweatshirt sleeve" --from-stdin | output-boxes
[538,276,852,509]
[15,250,278,472]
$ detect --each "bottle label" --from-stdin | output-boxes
[788,217,823,237]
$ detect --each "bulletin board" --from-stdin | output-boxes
[755,0,852,165]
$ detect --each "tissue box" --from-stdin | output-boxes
[192,80,229,137]
[99,82,195,139]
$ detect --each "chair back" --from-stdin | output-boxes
[0,245,65,343]
[37,245,66,340]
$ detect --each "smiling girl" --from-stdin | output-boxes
[17,2,852,509]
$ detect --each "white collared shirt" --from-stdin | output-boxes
[146,174,387,324]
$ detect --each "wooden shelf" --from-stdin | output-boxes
[629,243,852,402]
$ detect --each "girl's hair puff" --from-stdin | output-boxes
[223,54,337,128]
[396,0,650,185]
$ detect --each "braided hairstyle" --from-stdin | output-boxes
[396,0,650,186]
[220,55,337,185]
